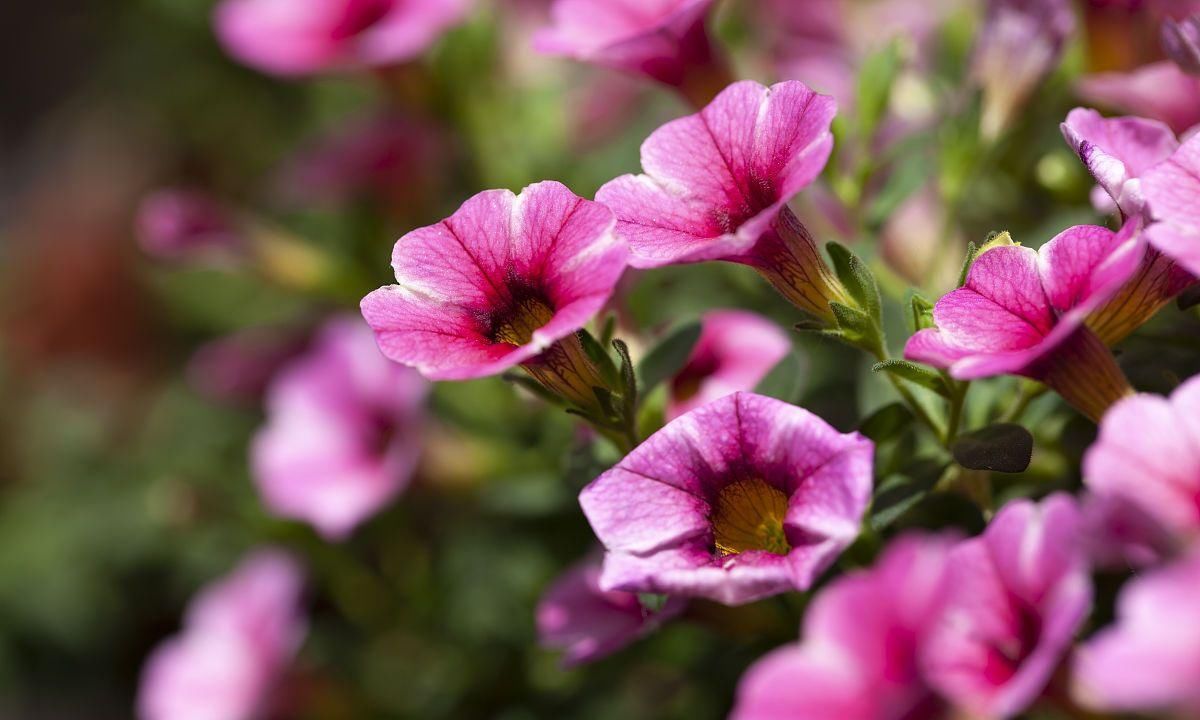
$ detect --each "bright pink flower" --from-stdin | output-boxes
[904,228,1140,421]
[187,327,307,406]
[533,0,728,105]
[136,189,241,261]
[1082,375,1200,567]
[1073,544,1200,715]
[536,555,685,667]
[666,310,791,421]
[596,80,849,321]
[1060,107,1179,217]
[252,316,428,540]
[1078,62,1200,134]
[1144,133,1200,277]
[214,0,470,77]
[579,392,872,605]
[138,550,306,720]
[360,181,624,411]
[730,534,955,720]
[922,494,1092,719]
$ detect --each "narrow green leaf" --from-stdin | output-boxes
[612,338,637,415]
[578,328,619,388]
[952,423,1034,473]
[907,291,935,333]
[855,40,902,140]
[956,241,979,288]
[858,402,913,443]
[635,322,702,394]
[826,242,882,323]
[872,359,951,397]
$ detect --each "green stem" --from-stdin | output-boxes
[943,380,970,447]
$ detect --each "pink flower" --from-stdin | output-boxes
[579,392,873,605]
[1163,14,1200,76]
[1081,375,1200,567]
[252,316,428,540]
[138,550,306,720]
[214,0,471,77]
[666,310,792,421]
[1144,133,1200,277]
[973,0,1076,138]
[1078,62,1200,135]
[922,494,1092,719]
[1073,544,1200,715]
[596,80,849,321]
[1060,107,1180,217]
[533,0,729,106]
[904,228,1139,421]
[360,181,624,412]
[187,327,307,406]
[730,534,956,720]
[536,555,685,667]
[136,189,241,261]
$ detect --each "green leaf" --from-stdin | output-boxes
[753,351,805,403]
[826,243,882,323]
[872,359,950,397]
[1178,284,1200,311]
[956,240,979,288]
[870,459,948,531]
[907,292,935,333]
[577,329,619,388]
[635,322,702,394]
[855,40,902,140]
[612,338,637,415]
[830,302,880,352]
[858,402,913,443]
[865,151,930,228]
[952,423,1034,473]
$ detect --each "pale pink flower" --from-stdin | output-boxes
[138,550,306,720]
[1060,107,1180,217]
[252,316,428,540]
[666,310,791,421]
[214,0,471,77]
[579,392,873,605]
[536,555,685,667]
[1078,61,1200,135]
[1144,132,1200,277]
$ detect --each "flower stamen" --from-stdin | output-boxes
[712,478,791,556]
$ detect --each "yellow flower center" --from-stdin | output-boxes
[711,478,791,556]
[493,296,555,346]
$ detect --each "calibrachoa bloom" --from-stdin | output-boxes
[1163,15,1200,75]
[730,534,956,720]
[973,0,1076,138]
[214,0,471,77]
[665,310,792,421]
[579,392,873,605]
[1073,544,1200,715]
[1078,62,1200,135]
[136,189,241,261]
[252,316,428,540]
[360,181,624,413]
[533,0,729,107]
[1081,375,1200,566]
[1144,133,1200,277]
[536,555,685,667]
[138,550,306,720]
[904,228,1139,421]
[922,494,1092,719]
[596,80,850,323]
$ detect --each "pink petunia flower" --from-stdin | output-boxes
[973,0,1076,138]
[536,555,685,667]
[1073,544,1200,715]
[904,228,1140,421]
[1060,107,1180,217]
[360,181,624,413]
[1081,375,1200,567]
[533,0,729,107]
[1144,132,1200,277]
[1163,14,1200,76]
[665,310,792,421]
[214,0,471,77]
[252,316,428,540]
[136,189,242,262]
[1078,61,1200,135]
[730,534,956,720]
[596,80,850,322]
[138,550,306,720]
[579,392,873,606]
[187,327,307,407]
[922,494,1092,719]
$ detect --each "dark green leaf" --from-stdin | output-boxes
[612,339,637,413]
[858,402,913,443]
[872,359,950,397]
[952,423,1034,473]
[907,291,935,333]
[635,322,702,394]
[1178,284,1200,311]
[753,351,805,403]
[956,240,978,288]
[577,329,619,388]
[826,243,882,323]
[830,302,880,351]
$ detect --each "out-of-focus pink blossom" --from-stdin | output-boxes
[360,182,624,412]
[905,227,1142,421]
[666,310,792,421]
[1081,375,1200,567]
[138,550,306,720]
[252,316,428,540]
[922,494,1092,719]
[730,534,956,720]
[187,327,307,406]
[580,392,872,606]
[214,0,471,77]
[1078,62,1200,134]
[536,555,685,667]
[136,189,241,261]
[1073,544,1200,715]
[1144,133,1200,277]
[597,80,850,322]
[1163,15,1200,75]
